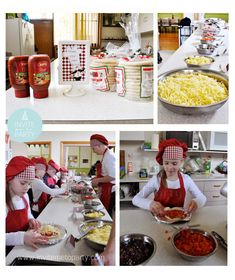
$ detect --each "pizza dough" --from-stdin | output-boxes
[115,58,154,101]
[90,58,118,91]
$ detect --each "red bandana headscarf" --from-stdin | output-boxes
[156,138,188,165]
[6,156,35,183]
[90,134,109,146]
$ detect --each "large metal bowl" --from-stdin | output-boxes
[158,68,228,115]
[172,228,218,262]
[79,220,112,251]
[70,180,91,194]
[196,44,216,55]
[184,56,215,68]
[120,234,156,266]
[81,209,105,220]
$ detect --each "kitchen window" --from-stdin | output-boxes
[60,141,115,175]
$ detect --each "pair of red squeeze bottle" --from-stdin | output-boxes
[8,54,51,99]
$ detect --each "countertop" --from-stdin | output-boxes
[6,196,112,265]
[158,28,229,124]
[120,172,227,183]
[6,60,153,124]
[120,205,227,265]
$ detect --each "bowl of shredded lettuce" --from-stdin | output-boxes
[158,68,228,115]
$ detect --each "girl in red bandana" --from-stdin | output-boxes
[43,160,60,189]
[31,157,67,217]
[132,139,207,216]
[6,156,48,253]
[57,167,69,188]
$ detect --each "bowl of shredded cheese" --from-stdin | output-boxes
[79,220,112,251]
[81,209,105,220]
[184,56,215,68]
[158,68,228,114]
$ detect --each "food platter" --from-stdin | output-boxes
[154,207,192,224]
[38,224,67,245]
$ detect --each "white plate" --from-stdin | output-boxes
[38,224,67,245]
[154,207,192,224]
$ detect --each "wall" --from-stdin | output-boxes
[140,32,153,50]
[101,26,126,39]
[121,142,157,173]
[121,141,226,174]
[120,131,227,174]
[11,131,115,164]
[158,13,184,20]
[204,13,229,22]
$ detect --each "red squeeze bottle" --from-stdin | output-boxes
[28,55,51,98]
[8,55,30,98]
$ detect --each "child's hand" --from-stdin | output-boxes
[91,178,100,187]
[24,230,48,249]
[92,248,115,266]
[28,219,41,230]
[150,201,165,216]
[186,200,198,213]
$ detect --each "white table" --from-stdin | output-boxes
[6,60,153,124]
[6,196,112,265]
[120,205,227,265]
[158,28,229,124]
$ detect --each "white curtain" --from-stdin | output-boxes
[53,13,75,45]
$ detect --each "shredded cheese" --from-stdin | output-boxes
[86,225,112,245]
[185,56,213,65]
[39,224,60,238]
[158,73,228,106]
[85,211,104,218]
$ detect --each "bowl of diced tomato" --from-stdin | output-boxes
[172,228,218,262]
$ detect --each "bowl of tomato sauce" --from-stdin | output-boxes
[172,228,218,262]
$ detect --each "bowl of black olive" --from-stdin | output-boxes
[120,234,156,266]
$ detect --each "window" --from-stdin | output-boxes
[54,13,75,45]
[53,13,99,46]
[61,141,115,175]
[25,142,51,160]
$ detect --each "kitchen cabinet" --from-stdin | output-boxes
[139,13,153,33]
[120,173,227,207]
[189,178,227,206]
[203,180,227,206]
[26,141,51,160]
[120,173,148,204]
